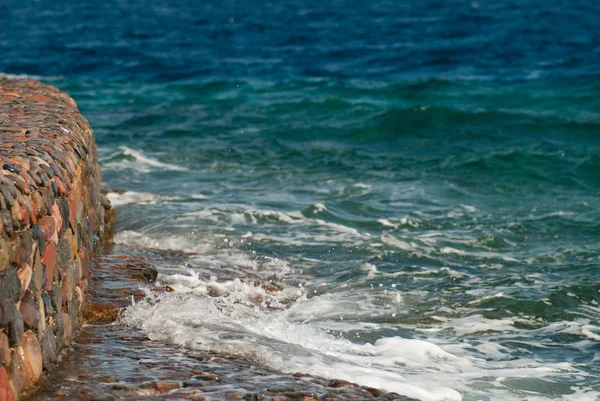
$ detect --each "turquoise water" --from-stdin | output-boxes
[2,1,600,399]
[73,77,600,401]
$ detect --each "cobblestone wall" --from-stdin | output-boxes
[0,77,113,400]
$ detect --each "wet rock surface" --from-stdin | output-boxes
[31,245,421,401]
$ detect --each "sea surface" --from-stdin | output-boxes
[2,1,600,400]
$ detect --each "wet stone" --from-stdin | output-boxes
[364,387,383,397]
[152,380,180,393]
[327,380,358,389]
[268,388,301,394]
[283,392,318,400]
[244,394,264,401]
[226,390,245,399]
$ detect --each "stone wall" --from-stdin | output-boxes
[0,77,113,400]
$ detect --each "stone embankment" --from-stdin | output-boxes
[0,77,113,400]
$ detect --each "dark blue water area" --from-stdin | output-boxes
[1,0,599,82]
[3,1,600,399]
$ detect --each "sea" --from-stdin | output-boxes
[1,1,600,400]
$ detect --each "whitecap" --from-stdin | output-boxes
[106,190,182,206]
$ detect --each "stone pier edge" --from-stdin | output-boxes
[0,77,114,400]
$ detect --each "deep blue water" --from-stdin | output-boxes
[2,1,600,400]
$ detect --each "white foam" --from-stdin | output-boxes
[121,289,464,401]
[381,234,416,251]
[440,247,467,255]
[104,146,189,172]
[312,203,327,213]
[459,204,476,213]
[0,72,64,81]
[106,191,181,206]
[113,230,296,277]
[121,146,189,171]
[360,263,379,279]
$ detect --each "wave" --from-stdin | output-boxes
[121,286,465,401]
[0,72,65,81]
[106,190,183,206]
[101,146,189,173]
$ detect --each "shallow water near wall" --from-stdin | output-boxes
[3,1,600,400]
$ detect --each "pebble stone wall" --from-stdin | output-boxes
[0,77,113,400]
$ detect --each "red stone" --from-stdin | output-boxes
[41,241,56,291]
[38,216,56,242]
[0,367,8,389]
[52,176,67,195]
[18,201,30,227]
[26,199,36,225]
